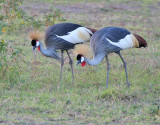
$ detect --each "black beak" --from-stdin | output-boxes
[32,46,36,51]
[77,60,81,65]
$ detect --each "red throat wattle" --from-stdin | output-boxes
[38,46,40,51]
[81,61,86,67]
[36,40,40,51]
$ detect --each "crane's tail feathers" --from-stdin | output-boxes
[86,27,97,35]
[28,30,44,40]
[133,33,147,47]
[72,44,92,58]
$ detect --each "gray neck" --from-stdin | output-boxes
[85,54,105,66]
[39,42,61,61]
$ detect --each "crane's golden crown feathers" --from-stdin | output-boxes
[72,44,92,58]
[28,30,44,40]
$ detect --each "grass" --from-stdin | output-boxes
[0,0,160,124]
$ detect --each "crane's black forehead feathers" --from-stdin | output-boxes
[77,54,82,60]
[31,40,36,46]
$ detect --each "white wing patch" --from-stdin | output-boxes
[55,27,92,44]
[106,34,134,49]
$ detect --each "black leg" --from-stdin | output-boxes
[117,52,130,87]
[106,55,110,89]
[66,50,74,79]
[60,50,64,80]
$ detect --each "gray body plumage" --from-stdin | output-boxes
[86,27,130,65]
[77,26,147,88]
[81,27,137,88]
[91,27,130,59]
[35,23,96,80]
[42,23,83,60]
[45,23,80,50]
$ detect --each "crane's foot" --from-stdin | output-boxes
[59,76,62,82]
[59,71,63,81]
[71,78,75,84]
[106,84,108,89]
[72,75,74,79]
[127,82,131,87]
[106,81,108,89]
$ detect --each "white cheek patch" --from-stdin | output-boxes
[81,57,84,63]
[36,41,40,47]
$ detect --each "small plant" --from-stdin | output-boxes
[1,0,23,24]
[0,39,24,87]
[0,0,24,34]
[0,0,66,33]
[0,39,8,67]
[43,9,66,27]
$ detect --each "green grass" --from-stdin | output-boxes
[0,0,160,124]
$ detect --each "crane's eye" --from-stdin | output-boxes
[81,57,84,63]
[36,41,40,47]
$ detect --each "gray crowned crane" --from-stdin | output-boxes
[29,23,97,80]
[76,27,147,88]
